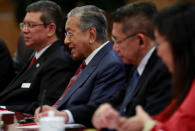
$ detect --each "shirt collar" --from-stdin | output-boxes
[137,47,155,76]
[84,41,109,65]
[34,44,52,59]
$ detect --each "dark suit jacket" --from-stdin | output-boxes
[0,40,79,114]
[110,50,171,116]
[0,39,15,92]
[68,50,171,127]
[57,42,127,110]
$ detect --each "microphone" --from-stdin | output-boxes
[40,89,47,113]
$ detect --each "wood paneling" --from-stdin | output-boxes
[0,1,19,56]
[0,0,180,56]
[126,0,178,10]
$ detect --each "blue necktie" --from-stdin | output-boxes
[120,69,140,116]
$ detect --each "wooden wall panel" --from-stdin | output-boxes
[0,0,180,57]
[126,0,178,10]
[0,1,19,56]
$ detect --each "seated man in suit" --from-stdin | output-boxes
[35,2,171,128]
[34,5,127,119]
[0,38,15,92]
[0,1,79,114]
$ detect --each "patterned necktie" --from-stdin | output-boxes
[29,56,36,67]
[120,69,140,116]
[53,61,86,107]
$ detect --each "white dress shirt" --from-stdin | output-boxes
[34,44,52,59]
[137,47,155,76]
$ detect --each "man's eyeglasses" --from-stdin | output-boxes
[65,32,74,39]
[19,22,46,30]
[111,33,138,44]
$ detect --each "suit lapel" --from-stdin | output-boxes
[0,41,61,96]
[0,55,41,96]
[56,42,113,108]
[126,51,158,109]
[133,51,158,96]
[11,53,35,81]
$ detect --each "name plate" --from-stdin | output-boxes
[21,83,31,88]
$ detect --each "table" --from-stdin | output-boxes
[1,111,89,131]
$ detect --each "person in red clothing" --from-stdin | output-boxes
[92,2,195,131]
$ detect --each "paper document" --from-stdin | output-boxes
[16,123,85,129]
[16,125,39,129]
[0,110,15,115]
[65,124,85,129]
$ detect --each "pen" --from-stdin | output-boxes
[40,89,46,113]
[21,122,37,126]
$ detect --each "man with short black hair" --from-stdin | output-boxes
[0,0,79,114]
[93,2,171,129]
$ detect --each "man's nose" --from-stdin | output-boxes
[64,37,70,46]
[113,43,119,52]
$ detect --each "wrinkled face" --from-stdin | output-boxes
[22,12,49,50]
[64,16,91,60]
[155,30,174,73]
[112,22,140,65]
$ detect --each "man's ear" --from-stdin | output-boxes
[139,39,143,45]
[47,23,56,37]
[88,27,97,44]
[137,33,146,47]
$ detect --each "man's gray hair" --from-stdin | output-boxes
[67,5,108,42]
